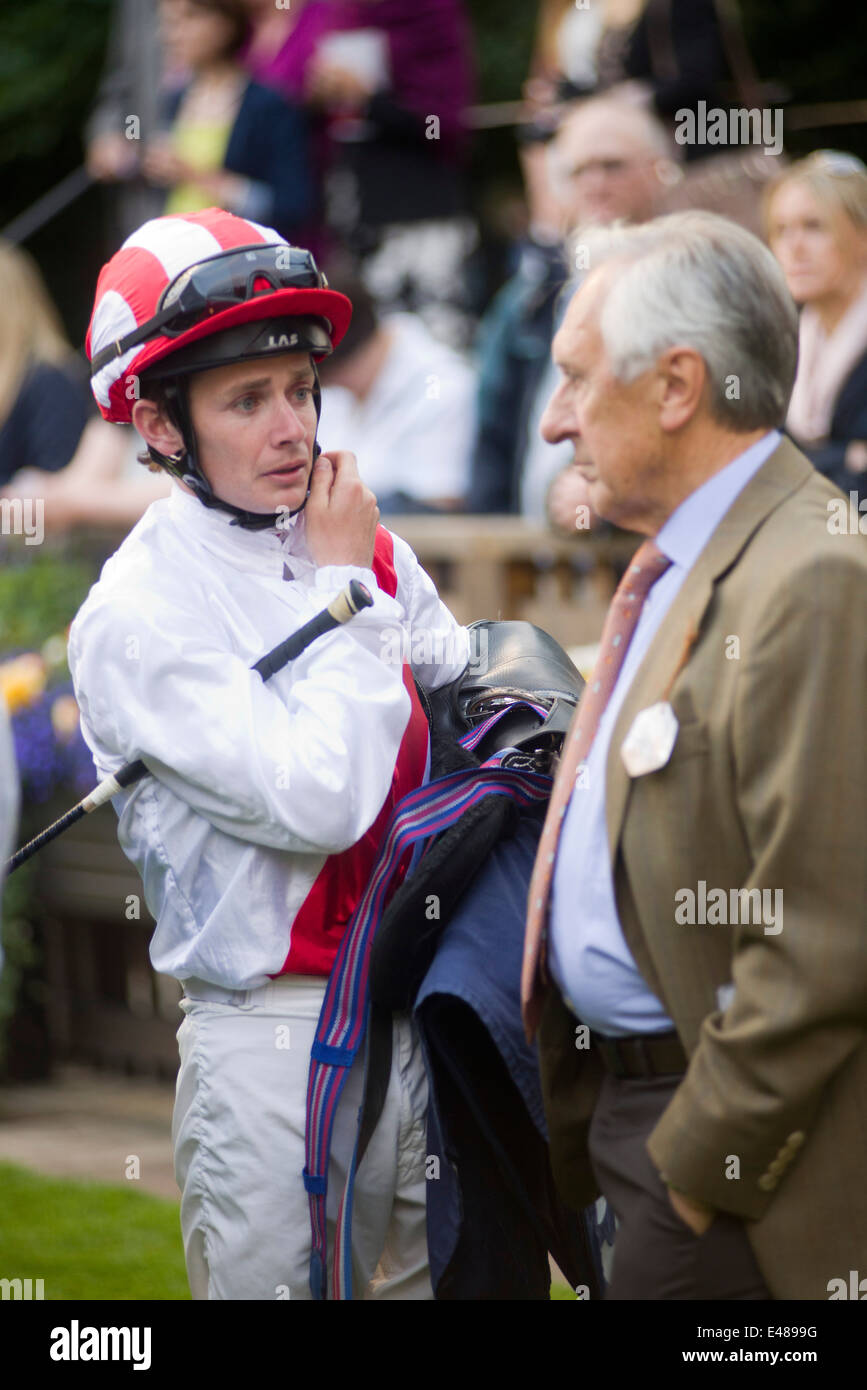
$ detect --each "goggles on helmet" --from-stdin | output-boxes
[90,244,328,375]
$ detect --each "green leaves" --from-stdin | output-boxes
[0,0,111,164]
[0,550,94,656]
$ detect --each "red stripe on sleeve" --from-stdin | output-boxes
[275,527,430,976]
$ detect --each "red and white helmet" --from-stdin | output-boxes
[87,207,352,425]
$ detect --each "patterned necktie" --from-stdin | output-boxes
[521,539,672,1041]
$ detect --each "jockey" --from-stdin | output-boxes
[70,206,470,1299]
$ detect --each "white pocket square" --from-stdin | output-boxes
[620,702,679,778]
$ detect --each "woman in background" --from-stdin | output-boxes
[241,0,478,346]
[0,243,90,486]
[241,0,332,99]
[239,0,336,259]
[527,0,735,125]
[0,418,171,537]
[306,0,478,349]
[143,0,313,239]
[766,151,867,505]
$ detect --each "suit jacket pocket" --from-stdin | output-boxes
[667,718,710,763]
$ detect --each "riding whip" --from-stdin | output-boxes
[6,578,373,873]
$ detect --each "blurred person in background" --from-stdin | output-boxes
[84,0,167,240]
[241,0,334,98]
[528,0,738,140]
[526,0,778,236]
[239,0,478,344]
[766,151,867,508]
[0,243,91,489]
[317,267,473,513]
[467,98,677,518]
[1,419,171,537]
[240,0,335,256]
[143,0,314,240]
[304,0,478,350]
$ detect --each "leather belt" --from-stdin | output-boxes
[591,1029,687,1079]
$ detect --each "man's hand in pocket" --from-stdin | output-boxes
[667,1185,716,1236]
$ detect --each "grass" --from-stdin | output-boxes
[0,1160,586,1301]
[0,1161,190,1300]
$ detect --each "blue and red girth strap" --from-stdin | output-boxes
[303,703,552,1300]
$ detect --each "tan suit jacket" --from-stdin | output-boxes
[538,437,867,1300]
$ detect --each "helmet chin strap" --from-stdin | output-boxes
[151,363,323,532]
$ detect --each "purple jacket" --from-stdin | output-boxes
[243,0,475,156]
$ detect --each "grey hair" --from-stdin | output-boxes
[570,211,799,430]
[547,98,678,199]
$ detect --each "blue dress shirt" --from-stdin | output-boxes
[549,430,782,1036]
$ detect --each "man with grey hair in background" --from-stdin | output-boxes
[522,210,867,1300]
[467,96,678,516]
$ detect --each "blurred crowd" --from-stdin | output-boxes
[3,0,867,538]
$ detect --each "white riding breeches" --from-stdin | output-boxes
[172,972,433,1300]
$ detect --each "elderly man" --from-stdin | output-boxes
[521,210,867,1300]
[468,97,678,516]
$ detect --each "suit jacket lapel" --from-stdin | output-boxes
[604,436,814,868]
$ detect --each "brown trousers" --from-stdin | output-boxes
[588,1069,772,1300]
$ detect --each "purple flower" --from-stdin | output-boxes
[11,678,96,805]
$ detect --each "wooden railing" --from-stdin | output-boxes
[386,514,638,649]
[34,796,180,1079]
